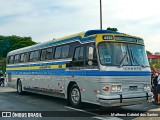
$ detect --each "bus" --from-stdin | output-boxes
[6,30,152,108]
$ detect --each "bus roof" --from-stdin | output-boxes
[84,30,121,37]
[7,30,140,56]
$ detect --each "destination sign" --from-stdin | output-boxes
[115,36,137,42]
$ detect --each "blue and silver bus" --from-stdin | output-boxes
[6,30,152,108]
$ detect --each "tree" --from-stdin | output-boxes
[0,35,37,73]
[0,58,6,73]
[146,50,152,54]
[0,35,36,59]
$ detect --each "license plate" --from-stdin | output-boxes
[129,86,137,91]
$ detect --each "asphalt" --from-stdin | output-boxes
[0,87,159,120]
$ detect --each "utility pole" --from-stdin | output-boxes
[100,0,102,30]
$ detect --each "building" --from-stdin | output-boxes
[147,54,160,63]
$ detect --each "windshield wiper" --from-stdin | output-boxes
[130,49,146,68]
[119,54,128,68]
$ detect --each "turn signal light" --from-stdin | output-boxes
[104,87,109,91]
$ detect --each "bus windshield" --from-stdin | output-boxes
[128,44,149,67]
[98,42,149,67]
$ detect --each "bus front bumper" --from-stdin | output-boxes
[97,92,152,106]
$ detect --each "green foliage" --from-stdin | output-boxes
[107,27,118,32]
[150,59,160,71]
[0,35,36,59]
[0,58,6,73]
[0,35,37,73]
[146,51,152,54]
[153,60,160,68]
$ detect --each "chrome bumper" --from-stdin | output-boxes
[97,92,152,106]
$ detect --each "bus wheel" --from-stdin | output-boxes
[17,81,23,95]
[69,84,81,108]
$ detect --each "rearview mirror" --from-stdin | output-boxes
[88,47,93,60]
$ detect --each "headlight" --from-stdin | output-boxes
[117,85,121,91]
[111,85,122,92]
[144,84,150,91]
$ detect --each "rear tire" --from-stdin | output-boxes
[69,84,82,108]
[17,81,23,95]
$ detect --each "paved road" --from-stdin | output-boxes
[0,87,159,120]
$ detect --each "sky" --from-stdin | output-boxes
[0,0,160,53]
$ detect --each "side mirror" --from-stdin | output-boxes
[88,47,94,60]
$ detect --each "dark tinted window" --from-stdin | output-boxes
[41,49,46,60]
[20,53,25,62]
[74,47,83,61]
[29,51,40,62]
[24,53,29,62]
[34,51,40,61]
[61,45,69,58]
[14,54,20,63]
[55,46,62,59]
[55,45,70,59]
[72,46,84,66]
[29,52,34,62]
[8,56,14,64]
[46,48,53,60]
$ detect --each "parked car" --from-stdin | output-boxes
[0,72,5,87]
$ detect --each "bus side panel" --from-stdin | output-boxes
[64,75,101,105]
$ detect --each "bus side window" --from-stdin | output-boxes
[41,49,46,61]
[24,53,29,62]
[34,50,40,61]
[86,44,98,66]
[8,56,14,64]
[72,46,84,67]
[29,51,40,62]
[55,46,62,59]
[61,45,69,58]
[29,51,34,62]
[14,54,20,63]
[46,48,53,60]
[20,53,25,62]
[55,45,70,59]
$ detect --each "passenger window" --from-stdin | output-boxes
[46,48,53,60]
[74,47,83,61]
[55,46,62,59]
[72,46,84,66]
[29,51,40,62]
[20,54,25,62]
[14,54,20,63]
[8,56,14,64]
[29,52,34,62]
[34,51,40,61]
[24,53,29,62]
[74,47,80,60]
[41,49,46,60]
[61,45,69,58]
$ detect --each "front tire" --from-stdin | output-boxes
[69,84,82,108]
[17,81,23,95]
